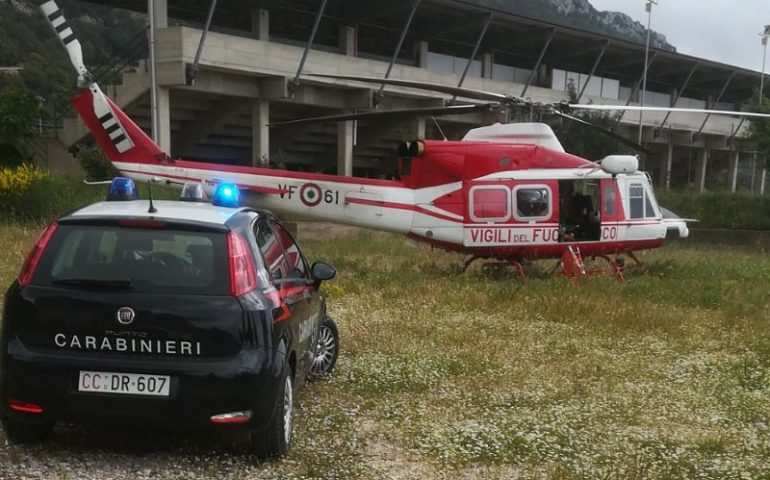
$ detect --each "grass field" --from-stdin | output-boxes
[2,223,770,479]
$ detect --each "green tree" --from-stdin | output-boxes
[745,95,770,168]
[0,87,40,167]
[548,80,632,160]
[0,87,37,140]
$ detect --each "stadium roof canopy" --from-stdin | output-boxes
[83,0,762,106]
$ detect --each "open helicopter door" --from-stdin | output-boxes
[557,178,627,243]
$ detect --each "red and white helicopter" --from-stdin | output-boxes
[41,0,770,280]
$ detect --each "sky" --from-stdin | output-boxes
[587,0,770,72]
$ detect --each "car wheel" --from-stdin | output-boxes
[309,316,339,379]
[1,415,53,444]
[252,366,293,459]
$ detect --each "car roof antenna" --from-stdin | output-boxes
[147,181,158,214]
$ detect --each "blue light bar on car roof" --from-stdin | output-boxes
[212,183,240,208]
[106,177,139,201]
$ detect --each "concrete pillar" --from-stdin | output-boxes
[252,99,269,167]
[482,53,493,79]
[659,141,673,191]
[148,0,171,154]
[411,117,426,139]
[153,0,168,28]
[251,9,269,41]
[415,41,429,69]
[695,148,708,192]
[337,121,354,176]
[538,63,549,87]
[157,86,171,153]
[754,155,767,195]
[728,150,739,193]
[150,0,169,152]
[339,26,357,56]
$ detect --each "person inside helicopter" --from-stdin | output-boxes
[559,180,601,242]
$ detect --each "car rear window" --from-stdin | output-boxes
[34,225,229,295]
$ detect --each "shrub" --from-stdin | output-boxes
[75,145,119,180]
[657,190,770,230]
[0,166,103,222]
[0,163,48,192]
[0,168,180,223]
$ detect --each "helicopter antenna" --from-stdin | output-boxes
[431,117,448,141]
[147,181,158,214]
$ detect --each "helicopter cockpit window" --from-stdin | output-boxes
[644,193,656,218]
[629,183,657,219]
[513,186,551,221]
[470,186,510,222]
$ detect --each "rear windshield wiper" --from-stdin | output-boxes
[52,278,133,290]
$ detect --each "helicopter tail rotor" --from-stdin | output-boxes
[40,0,145,157]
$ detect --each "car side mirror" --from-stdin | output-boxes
[311,262,336,287]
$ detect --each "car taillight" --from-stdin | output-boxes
[227,231,257,296]
[18,222,59,286]
[8,398,44,414]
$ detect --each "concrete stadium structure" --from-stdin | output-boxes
[50,0,768,193]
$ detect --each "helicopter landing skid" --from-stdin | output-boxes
[461,255,483,273]
[462,255,527,281]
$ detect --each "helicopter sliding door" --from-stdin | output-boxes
[598,178,624,242]
[558,179,601,242]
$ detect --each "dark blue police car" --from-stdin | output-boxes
[0,178,339,458]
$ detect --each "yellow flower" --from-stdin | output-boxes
[0,164,49,194]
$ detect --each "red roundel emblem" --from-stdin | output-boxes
[299,183,322,207]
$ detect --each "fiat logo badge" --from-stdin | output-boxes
[116,307,135,325]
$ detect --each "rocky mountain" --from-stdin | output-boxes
[472,0,675,51]
[0,0,147,111]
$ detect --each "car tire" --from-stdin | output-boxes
[252,365,293,459]
[308,315,339,380]
[1,415,53,444]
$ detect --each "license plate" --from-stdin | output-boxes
[78,371,170,397]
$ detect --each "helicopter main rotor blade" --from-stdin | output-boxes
[552,110,653,155]
[40,0,90,84]
[269,103,500,127]
[40,1,134,154]
[309,74,514,104]
[568,104,770,119]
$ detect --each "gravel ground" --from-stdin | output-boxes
[0,420,310,480]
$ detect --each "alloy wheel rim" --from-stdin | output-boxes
[311,325,337,375]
